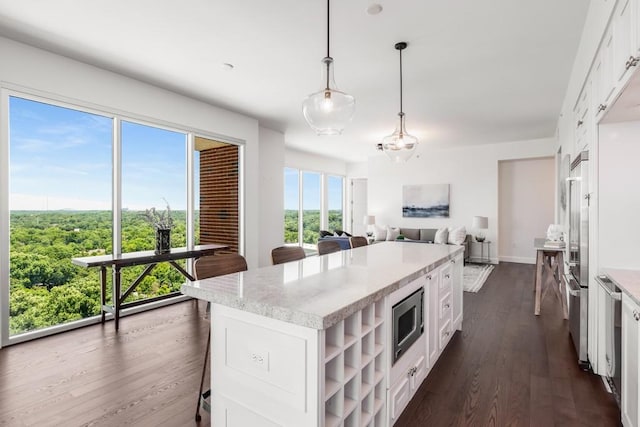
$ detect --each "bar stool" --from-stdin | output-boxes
[193,253,248,421]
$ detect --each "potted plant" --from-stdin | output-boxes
[142,200,174,254]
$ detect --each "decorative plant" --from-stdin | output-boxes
[142,199,174,230]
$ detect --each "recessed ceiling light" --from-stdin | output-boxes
[222,63,234,71]
[366,3,383,15]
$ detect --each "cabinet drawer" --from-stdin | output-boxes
[439,264,453,295]
[439,319,452,352]
[410,354,427,391]
[439,292,452,322]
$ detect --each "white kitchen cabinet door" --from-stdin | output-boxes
[596,28,616,120]
[427,271,440,368]
[614,0,636,83]
[451,256,463,330]
[622,293,639,427]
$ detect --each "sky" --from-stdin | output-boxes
[9,96,341,212]
[9,96,188,211]
[284,168,343,211]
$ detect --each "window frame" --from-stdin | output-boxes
[0,87,245,347]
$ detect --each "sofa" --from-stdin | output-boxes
[381,227,471,264]
[317,230,354,250]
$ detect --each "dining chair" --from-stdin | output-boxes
[271,246,306,265]
[193,253,248,421]
[317,240,341,255]
[349,236,368,249]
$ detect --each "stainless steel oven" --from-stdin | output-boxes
[392,287,424,364]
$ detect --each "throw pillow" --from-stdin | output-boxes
[448,226,466,245]
[319,230,333,238]
[434,227,449,244]
[334,230,352,237]
[386,226,400,241]
[373,224,387,241]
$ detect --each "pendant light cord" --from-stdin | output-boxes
[326,0,330,58]
[399,47,403,115]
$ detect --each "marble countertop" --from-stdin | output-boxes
[181,242,463,330]
[602,268,640,305]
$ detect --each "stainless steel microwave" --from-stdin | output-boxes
[392,287,424,364]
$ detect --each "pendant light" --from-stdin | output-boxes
[381,42,418,162]
[302,0,355,135]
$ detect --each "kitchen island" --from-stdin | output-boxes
[182,242,464,427]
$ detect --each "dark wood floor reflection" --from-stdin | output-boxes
[397,262,621,427]
[0,262,621,426]
[0,300,211,426]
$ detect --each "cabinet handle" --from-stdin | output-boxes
[597,104,607,113]
[426,275,432,280]
[444,303,450,309]
[444,331,450,337]
[407,367,417,377]
[576,120,583,128]
[445,274,450,279]
[625,55,639,70]
[634,310,640,321]
[451,259,456,264]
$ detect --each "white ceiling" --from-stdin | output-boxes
[0,0,589,162]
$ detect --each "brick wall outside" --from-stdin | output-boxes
[199,145,239,253]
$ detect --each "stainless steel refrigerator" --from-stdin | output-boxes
[566,151,589,369]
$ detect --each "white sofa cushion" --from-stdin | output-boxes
[448,226,466,245]
[434,227,449,244]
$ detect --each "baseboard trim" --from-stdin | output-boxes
[499,256,535,264]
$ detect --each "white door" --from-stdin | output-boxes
[350,178,368,236]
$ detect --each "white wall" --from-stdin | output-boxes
[0,36,264,268]
[598,121,640,269]
[347,161,368,178]
[498,157,555,264]
[368,137,556,263]
[284,148,347,175]
[258,127,285,267]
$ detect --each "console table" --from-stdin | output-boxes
[72,244,229,330]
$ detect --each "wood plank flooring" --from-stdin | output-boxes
[0,262,620,426]
[397,261,620,426]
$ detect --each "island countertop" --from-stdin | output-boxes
[603,268,640,305]
[181,241,463,330]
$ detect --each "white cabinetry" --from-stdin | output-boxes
[451,256,463,330]
[596,28,616,119]
[614,0,636,84]
[426,272,440,368]
[622,293,640,427]
[574,84,591,152]
[388,351,427,423]
[323,300,387,427]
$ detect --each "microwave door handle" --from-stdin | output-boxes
[597,282,622,301]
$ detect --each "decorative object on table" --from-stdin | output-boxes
[302,0,355,135]
[380,42,418,162]
[463,264,494,293]
[546,224,564,241]
[472,216,488,242]
[363,215,375,237]
[402,184,450,218]
[142,201,174,254]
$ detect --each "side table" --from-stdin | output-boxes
[470,240,491,264]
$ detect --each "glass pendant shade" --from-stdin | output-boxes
[382,113,418,162]
[303,57,355,135]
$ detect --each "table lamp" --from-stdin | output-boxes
[363,215,375,237]
[472,216,488,242]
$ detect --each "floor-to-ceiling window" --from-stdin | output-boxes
[121,121,187,301]
[327,175,344,232]
[2,92,242,344]
[283,168,345,247]
[8,96,112,336]
[284,167,300,245]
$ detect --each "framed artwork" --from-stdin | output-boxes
[402,184,450,218]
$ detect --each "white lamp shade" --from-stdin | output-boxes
[472,216,488,229]
[363,215,376,225]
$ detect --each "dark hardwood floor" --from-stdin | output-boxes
[0,262,620,426]
[398,262,620,427]
[0,300,212,426]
